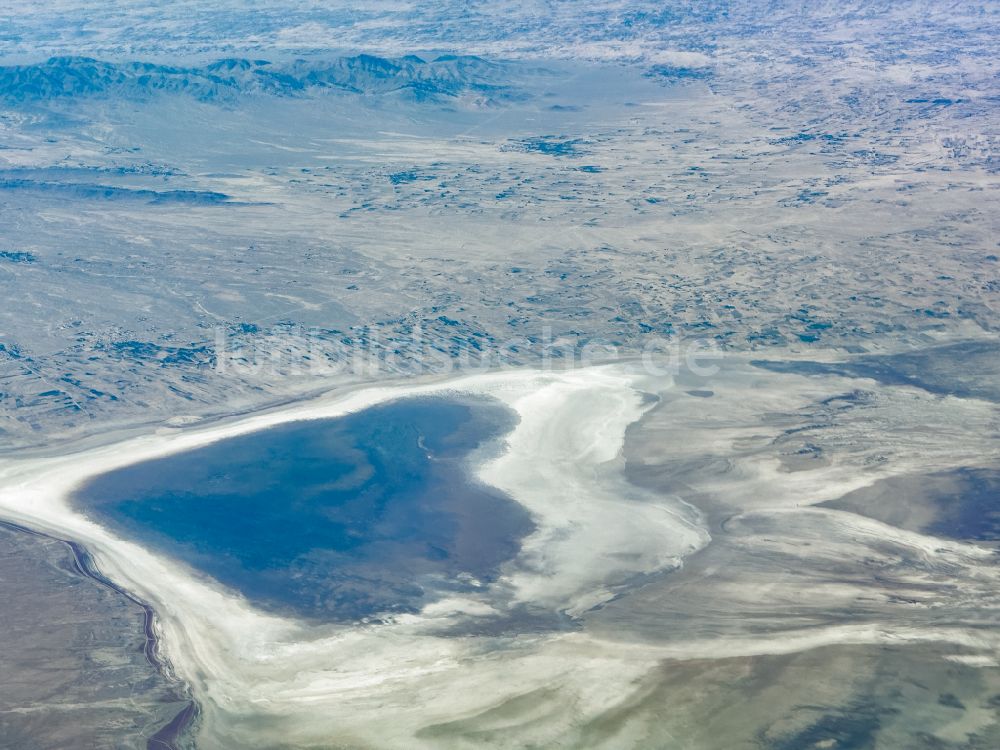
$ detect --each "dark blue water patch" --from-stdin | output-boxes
[751,341,1000,403]
[823,468,1000,543]
[73,396,532,622]
[923,469,1000,542]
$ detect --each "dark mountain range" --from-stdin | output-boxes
[0,54,514,103]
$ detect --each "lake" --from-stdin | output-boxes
[73,395,533,622]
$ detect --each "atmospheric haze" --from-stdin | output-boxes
[0,2,998,749]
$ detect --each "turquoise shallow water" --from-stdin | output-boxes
[73,396,532,621]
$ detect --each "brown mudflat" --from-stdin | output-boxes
[0,522,194,750]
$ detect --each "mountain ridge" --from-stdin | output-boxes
[0,54,514,103]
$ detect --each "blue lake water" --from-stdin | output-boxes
[73,396,532,622]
